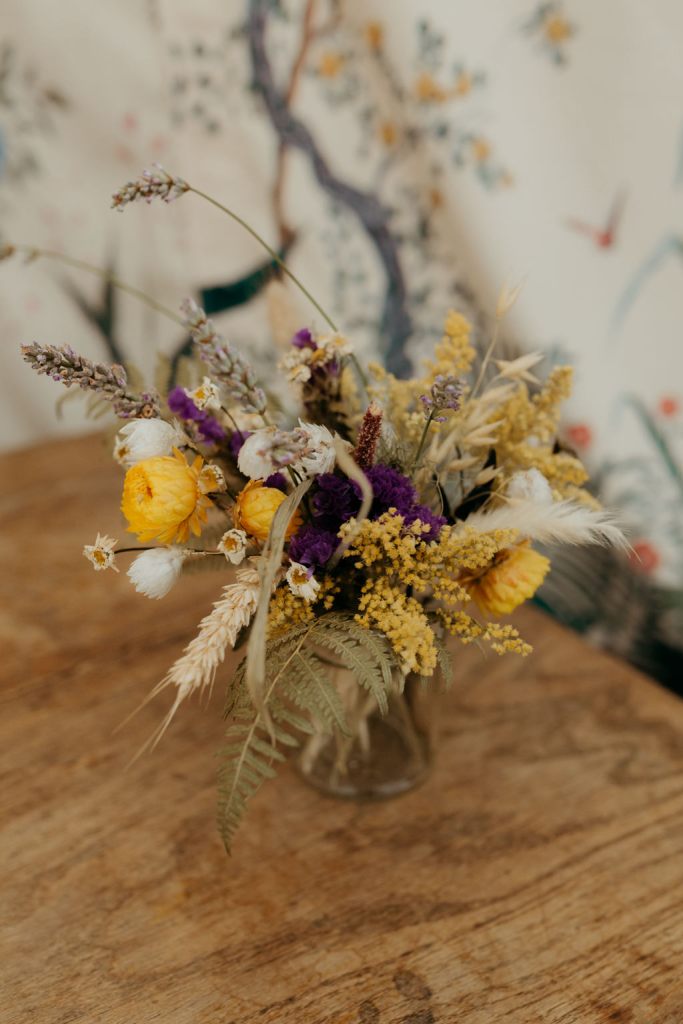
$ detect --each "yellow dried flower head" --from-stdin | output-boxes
[464,544,550,617]
[121,447,213,544]
[233,480,302,542]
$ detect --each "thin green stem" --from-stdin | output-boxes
[188,186,338,332]
[349,352,369,391]
[469,320,500,401]
[10,244,185,327]
[411,410,436,476]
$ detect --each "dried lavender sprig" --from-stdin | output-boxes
[420,375,464,419]
[111,165,339,335]
[21,342,160,419]
[181,298,267,415]
[111,164,189,210]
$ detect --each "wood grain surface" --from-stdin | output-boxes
[2,433,683,1024]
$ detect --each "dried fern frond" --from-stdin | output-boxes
[219,624,341,850]
[218,612,401,849]
[308,613,396,715]
[465,499,629,550]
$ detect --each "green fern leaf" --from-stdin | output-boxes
[281,649,350,735]
[218,626,315,850]
[308,613,395,715]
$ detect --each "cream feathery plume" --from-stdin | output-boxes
[464,498,629,550]
[130,563,261,757]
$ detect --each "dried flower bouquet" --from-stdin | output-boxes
[17,166,626,849]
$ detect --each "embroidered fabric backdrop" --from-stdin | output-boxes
[2,0,682,676]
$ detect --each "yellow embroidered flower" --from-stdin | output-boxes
[365,21,383,52]
[121,448,213,544]
[544,15,572,44]
[233,480,301,542]
[378,120,398,147]
[471,137,491,163]
[464,544,550,616]
[318,52,345,78]
[415,72,448,103]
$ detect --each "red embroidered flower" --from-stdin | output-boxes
[658,395,680,418]
[566,423,592,449]
[629,540,660,575]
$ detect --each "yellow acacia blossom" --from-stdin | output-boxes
[438,609,532,656]
[121,447,214,544]
[233,480,302,542]
[356,577,437,676]
[490,366,588,497]
[368,309,476,449]
[338,512,528,668]
[463,543,550,617]
[268,579,338,637]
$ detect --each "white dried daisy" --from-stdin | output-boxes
[199,462,227,493]
[186,376,221,411]
[286,561,320,602]
[127,547,187,599]
[217,529,248,565]
[293,421,336,476]
[113,418,187,468]
[317,332,352,359]
[83,533,119,573]
[279,348,312,384]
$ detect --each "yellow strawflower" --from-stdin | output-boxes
[465,544,550,616]
[121,447,213,544]
[233,480,301,542]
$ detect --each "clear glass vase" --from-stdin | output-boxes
[297,658,435,800]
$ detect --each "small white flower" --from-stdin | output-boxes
[83,533,119,573]
[507,468,553,504]
[199,463,227,493]
[279,348,312,384]
[286,561,320,602]
[217,529,248,564]
[317,332,352,359]
[127,547,187,599]
[238,428,279,479]
[113,418,187,468]
[187,376,221,411]
[293,421,336,476]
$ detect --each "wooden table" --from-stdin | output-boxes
[3,433,683,1024]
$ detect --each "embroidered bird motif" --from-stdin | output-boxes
[566,189,627,249]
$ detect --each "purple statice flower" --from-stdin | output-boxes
[264,472,288,492]
[228,429,251,460]
[167,386,197,419]
[291,327,316,350]
[363,465,446,539]
[364,465,416,517]
[289,524,338,568]
[195,414,227,443]
[402,503,447,540]
[167,386,227,443]
[312,474,359,530]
